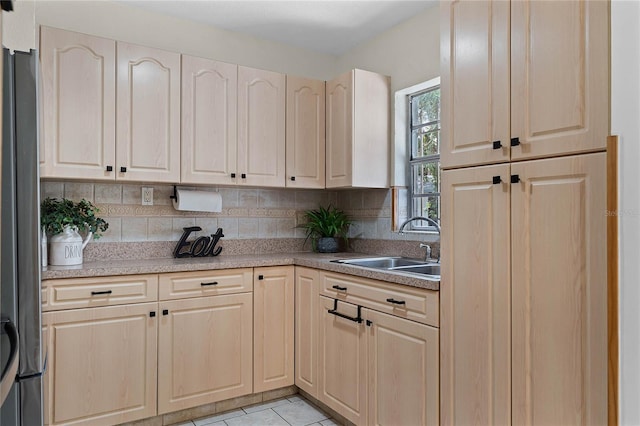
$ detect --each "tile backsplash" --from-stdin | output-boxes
[41,181,437,246]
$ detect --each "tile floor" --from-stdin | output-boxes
[174,395,339,426]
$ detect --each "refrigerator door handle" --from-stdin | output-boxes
[0,316,20,406]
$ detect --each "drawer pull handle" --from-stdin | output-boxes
[201,281,219,286]
[332,285,347,291]
[327,299,362,324]
[91,290,112,296]
[386,298,406,305]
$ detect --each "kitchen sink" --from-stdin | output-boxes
[332,257,440,279]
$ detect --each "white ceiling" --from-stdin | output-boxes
[118,1,437,55]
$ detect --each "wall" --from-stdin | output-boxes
[41,181,334,243]
[335,7,440,95]
[611,1,640,424]
[3,0,337,80]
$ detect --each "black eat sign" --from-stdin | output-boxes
[173,226,224,258]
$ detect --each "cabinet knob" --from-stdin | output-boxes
[149,311,156,317]
[106,165,113,172]
[120,167,127,173]
[162,309,169,316]
[492,141,502,150]
[258,275,264,280]
[290,176,296,181]
[511,174,520,183]
[492,176,501,185]
[231,173,236,178]
[510,137,521,147]
[241,173,247,179]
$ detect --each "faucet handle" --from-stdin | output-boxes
[419,243,431,262]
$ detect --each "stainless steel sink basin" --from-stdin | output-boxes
[332,257,440,279]
[333,257,427,269]
[393,264,441,277]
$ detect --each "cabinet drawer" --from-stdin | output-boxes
[42,274,158,312]
[319,271,439,327]
[159,268,253,300]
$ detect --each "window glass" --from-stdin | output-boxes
[409,86,440,230]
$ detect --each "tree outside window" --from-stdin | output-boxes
[409,86,440,230]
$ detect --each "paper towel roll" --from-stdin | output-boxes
[172,188,222,212]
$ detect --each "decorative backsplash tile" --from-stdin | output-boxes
[41,181,436,245]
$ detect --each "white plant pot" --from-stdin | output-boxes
[48,225,92,266]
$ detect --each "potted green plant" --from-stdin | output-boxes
[299,205,351,253]
[40,198,109,266]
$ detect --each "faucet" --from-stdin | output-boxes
[398,216,441,263]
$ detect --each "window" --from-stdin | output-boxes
[408,86,440,231]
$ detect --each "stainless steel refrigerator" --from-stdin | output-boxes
[0,49,44,426]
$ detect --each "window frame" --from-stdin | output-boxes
[407,84,441,233]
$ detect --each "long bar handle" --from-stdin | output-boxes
[201,281,219,286]
[327,299,363,323]
[91,290,113,296]
[386,298,406,305]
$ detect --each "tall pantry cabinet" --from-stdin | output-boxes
[440,1,609,425]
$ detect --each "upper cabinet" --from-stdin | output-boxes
[237,66,286,187]
[441,0,609,169]
[181,56,238,185]
[326,69,390,188]
[116,42,181,183]
[40,28,181,183]
[286,76,325,189]
[41,27,392,189]
[40,26,116,180]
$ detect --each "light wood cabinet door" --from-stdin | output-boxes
[440,164,511,425]
[40,26,116,180]
[440,1,510,169]
[325,70,352,188]
[511,1,609,160]
[294,267,319,398]
[511,153,607,425]
[43,303,157,426]
[253,266,295,393]
[181,56,237,185]
[365,308,439,426]
[326,69,390,188]
[116,42,180,182]
[237,66,285,187]
[286,76,325,188]
[318,296,367,425]
[157,293,253,414]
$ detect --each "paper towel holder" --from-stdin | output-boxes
[170,185,177,201]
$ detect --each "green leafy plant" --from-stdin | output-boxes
[298,205,351,250]
[40,198,109,239]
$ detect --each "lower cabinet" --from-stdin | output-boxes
[294,267,320,398]
[43,303,158,426]
[310,271,440,426]
[318,296,368,425]
[253,266,295,393]
[366,308,439,426]
[157,293,253,414]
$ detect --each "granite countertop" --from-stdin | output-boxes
[42,252,440,291]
